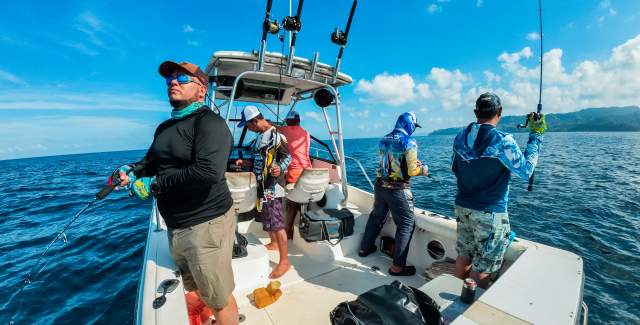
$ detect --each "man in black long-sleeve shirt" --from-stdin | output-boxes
[116,61,239,325]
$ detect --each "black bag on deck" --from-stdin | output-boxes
[232,232,248,259]
[329,280,443,325]
[299,208,354,245]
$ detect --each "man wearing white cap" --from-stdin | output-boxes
[278,110,312,239]
[235,106,292,278]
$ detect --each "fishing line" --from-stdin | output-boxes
[5,165,141,324]
[6,200,99,324]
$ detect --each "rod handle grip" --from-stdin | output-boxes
[96,185,116,200]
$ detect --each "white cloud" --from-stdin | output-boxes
[526,32,540,41]
[419,107,429,113]
[358,33,640,118]
[476,0,484,7]
[479,34,640,113]
[75,11,106,48]
[304,111,323,122]
[0,89,166,111]
[0,35,34,48]
[427,4,442,14]
[599,0,611,9]
[63,41,100,56]
[0,116,156,160]
[0,69,28,86]
[187,40,200,47]
[416,83,432,98]
[183,25,195,33]
[67,11,120,56]
[428,68,471,110]
[609,8,617,16]
[349,109,369,118]
[498,47,536,79]
[483,70,501,83]
[355,73,417,106]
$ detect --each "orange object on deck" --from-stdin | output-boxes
[186,291,213,325]
[253,281,283,309]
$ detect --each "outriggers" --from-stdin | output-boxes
[135,1,588,324]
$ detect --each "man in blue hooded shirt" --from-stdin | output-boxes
[359,112,429,276]
[452,92,547,288]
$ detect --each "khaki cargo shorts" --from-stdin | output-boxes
[455,205,512,274]
[168,208,236,309]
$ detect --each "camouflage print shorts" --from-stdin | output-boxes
[255,197,285,232]
[455,205,512,274]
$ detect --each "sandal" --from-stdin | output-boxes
[388,265,416,276]
[358,245,377,257]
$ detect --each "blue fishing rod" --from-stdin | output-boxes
[6,165,144,324]
[517,0,544,192]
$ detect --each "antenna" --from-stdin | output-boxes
[258,0,280,71]
[330,0,358,84]
[283,0,305,75]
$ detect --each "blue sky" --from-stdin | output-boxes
[1,0,639,159]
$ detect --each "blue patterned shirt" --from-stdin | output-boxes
[452,123,542,212]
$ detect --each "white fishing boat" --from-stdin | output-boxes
[135,1,588,324]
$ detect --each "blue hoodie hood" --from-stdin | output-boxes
[394,112,420,136]
[453,123,503,161]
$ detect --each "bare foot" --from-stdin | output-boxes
[269,262,291,279]
[265,242,278,251]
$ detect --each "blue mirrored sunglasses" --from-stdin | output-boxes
[165,74,201,86]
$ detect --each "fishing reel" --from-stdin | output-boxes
[516,120,528,129]
[331,28,347,46]
[517,110,541,129]
[282,16,301,32]
[263,18,281,35]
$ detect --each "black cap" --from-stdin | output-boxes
[475,92,502,113]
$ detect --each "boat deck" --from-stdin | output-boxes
[137,187,586,325]
[237,236,429,325]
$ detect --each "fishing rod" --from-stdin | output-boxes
[284,0,305,75]
[331,0,358,84]
[517,0,543,192]
[258,0,281,71]
[6,165,143,324]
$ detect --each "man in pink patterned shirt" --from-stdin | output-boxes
[278,110,312,239]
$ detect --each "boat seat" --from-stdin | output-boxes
[285,168,330,204]
[225,172,257,214]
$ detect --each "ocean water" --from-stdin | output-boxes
[1,132,639,324]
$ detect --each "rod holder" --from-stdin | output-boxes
[310,51,319,79]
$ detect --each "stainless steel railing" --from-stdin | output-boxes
[581,301,589,325]
[312,147,374,191]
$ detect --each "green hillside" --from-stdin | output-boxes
[429,106,640,135]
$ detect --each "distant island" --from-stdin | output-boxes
[429,106,640,135]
